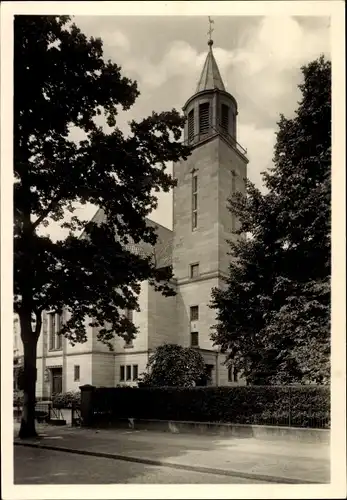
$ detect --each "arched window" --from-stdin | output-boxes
[232,112,237,139]
[221,104,229,133]
[188,109,194,142]
[199,102,210,134]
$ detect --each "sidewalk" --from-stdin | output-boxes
[13,423,330,484]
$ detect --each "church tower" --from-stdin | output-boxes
[172,33,248,384]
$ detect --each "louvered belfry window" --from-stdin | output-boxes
[199,102,210,134]
[221,104,229,132]
[188,109,194,142]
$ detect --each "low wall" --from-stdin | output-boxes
[105,418,330,444]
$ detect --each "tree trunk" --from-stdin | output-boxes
[18,312,38,439]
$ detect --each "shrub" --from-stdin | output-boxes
[90,385,330,428]
[138,344,206,387]
[13,390,24,406]
[52,391,81,408]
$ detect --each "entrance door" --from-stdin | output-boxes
[51,367,62,395]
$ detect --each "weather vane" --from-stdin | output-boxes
[207,16,214,43]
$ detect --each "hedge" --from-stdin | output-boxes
[90,385,330,428]
[52,391,81,409]
[13,391,81,409]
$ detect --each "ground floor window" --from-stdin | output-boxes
[228,365,238,382]
[120,364,139,382]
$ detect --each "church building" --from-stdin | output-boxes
[14,37,249,397]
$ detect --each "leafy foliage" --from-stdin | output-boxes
[14,15,190,437]
[210,56,331,384]
[89,385,330,428]
[14,15,190,343]
[52,391,81,408]
[138,344,206,387]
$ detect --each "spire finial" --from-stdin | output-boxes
[207,16,214,47]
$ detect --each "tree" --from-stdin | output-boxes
[14,16,190,438]
[210,56,331,385]
[138,344,206,387]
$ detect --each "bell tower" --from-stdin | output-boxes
[172,27,249,382]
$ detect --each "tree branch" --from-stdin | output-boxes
[32,195,62,230]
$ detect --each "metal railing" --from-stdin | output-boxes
[85,384,330,430]
[184,125,248,157]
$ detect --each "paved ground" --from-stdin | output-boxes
[13,423,330,484]
[14,446,264,484]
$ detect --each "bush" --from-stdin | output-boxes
[138,344,206,387]
[13,390,24,406]
[52,391,81,409]
[90,385,330,428]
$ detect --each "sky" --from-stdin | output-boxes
[43,15,330,238]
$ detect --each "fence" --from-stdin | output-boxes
[13,397,68,424]
[79,384,330,430]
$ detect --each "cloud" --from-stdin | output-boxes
[39,16,330,238]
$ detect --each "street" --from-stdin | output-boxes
[12,424,330,484]
[14,446,264,484]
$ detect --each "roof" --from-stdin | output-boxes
[82,208,173,269]
[196,41,226,93]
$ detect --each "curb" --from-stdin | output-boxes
[14,441,318,484]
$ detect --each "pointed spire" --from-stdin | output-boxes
[196,40,226,93]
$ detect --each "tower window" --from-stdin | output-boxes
[232,113,237,139]
[191,173,198,229]
[190,263,199,278]
[191,332,199,347]
[74,365,80,382]
[192,174,198,230]
[221,104,229,132]
[199,102,210,134]
[231,170,236,194]
[188,109,194,142]
[190,305,199,321]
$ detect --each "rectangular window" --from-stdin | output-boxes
[188,109,194,142]
[228,366,238,382]
[190,305,199,321]
[199,102,210,134]
[221,104,229,132]
[124,309,134,347]
[48,313,55,350]
[133,365,138,381]
[231,215,236,232]
[190,263,199,278]
[126,365,132,381]
[120,365,125,381]
[192,174,198,230]
[191,332,199,347]
[55,314,62,350]
[231,170,236,194]
[74,365,80,382]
